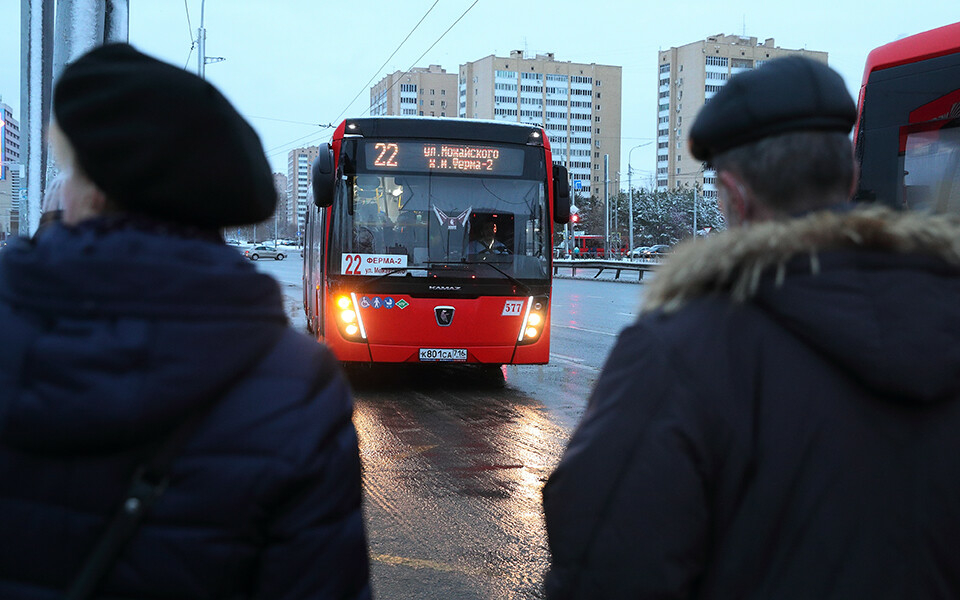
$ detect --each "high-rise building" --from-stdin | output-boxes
[459,51,622,200]
[287,146,319,233]
[273,172,289,232]
[370,65,458,117]
[657,34,828,197]
[1,98,22,240]
[368,54,622,201]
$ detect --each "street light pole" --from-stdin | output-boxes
[627,142,653,257]
[603,154,609,258]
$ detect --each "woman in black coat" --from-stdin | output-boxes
[0,44,370,599]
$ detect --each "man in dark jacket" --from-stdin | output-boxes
[0,44,370,599]
[543,56,960,598]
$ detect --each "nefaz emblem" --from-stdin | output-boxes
[434,306,455,327]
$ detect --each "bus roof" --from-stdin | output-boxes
[336,117,549,147]
[861,22,960,88]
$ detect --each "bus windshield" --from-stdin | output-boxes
[330,140,550,280]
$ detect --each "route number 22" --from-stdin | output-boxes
[344,254,364,275]
[373,143,399,167]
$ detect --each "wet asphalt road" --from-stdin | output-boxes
[253,255,644,599]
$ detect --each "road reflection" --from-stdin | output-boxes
[350,365,569,600]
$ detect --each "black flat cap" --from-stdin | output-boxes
[54,43,276,227]
[688,55,856,162]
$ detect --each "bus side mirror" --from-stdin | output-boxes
[552,164,571,223]
[312,143,335,208]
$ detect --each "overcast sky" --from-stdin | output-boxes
[2,1,956,178]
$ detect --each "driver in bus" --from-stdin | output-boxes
[469,221,510,255]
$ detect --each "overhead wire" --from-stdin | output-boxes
[183,0,196,69]
[265,0,479,159]
[357,0,480,120]
[327,0,441,126]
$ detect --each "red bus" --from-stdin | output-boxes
[303,117,570,366]
[854,22,960,214]
[570,234,604,257]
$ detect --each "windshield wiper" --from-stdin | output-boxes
[447,260,531,295]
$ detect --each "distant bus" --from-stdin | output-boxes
[303,117,570,366]
[569,234,604,257]
[854,22,960,214]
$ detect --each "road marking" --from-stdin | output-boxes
[554,324,617,337]
[371,553,498,577]
[549,353,601,372]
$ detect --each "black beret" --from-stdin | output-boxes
[53,43,276,227]
[688,55,856,162]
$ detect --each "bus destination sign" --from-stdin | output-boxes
[365,141,524,175]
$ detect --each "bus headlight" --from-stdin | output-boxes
[517,295,548,345]
[334,293,367,341]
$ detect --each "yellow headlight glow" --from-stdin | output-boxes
[337,296,352,309]
[527,313,542,326]
[526,326,538,338]
[341,310,356,323]
[345,324,359,336]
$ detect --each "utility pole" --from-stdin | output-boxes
[627,141,653,257]
[603,154,609,258]
[197,0,206,78]
[693,187,698,241]
[21,0,128,237]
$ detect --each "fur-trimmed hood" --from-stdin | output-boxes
[643,206,960,402]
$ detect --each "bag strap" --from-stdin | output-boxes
[65,400,219,600]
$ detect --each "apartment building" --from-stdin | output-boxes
[460,51,622,199]
[657,34,828,197]
[273,172,289,230]
[1,98,21,239]
[286,146,319,233]
[370,65,459,117]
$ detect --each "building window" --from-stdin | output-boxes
[595,116,601,122]
[659,63,670,74]
[430,89,435,95]
[595,127,600,134]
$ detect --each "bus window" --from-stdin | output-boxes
[902,122,960,214]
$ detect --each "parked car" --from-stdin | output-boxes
[244,245,286,261]
[629,246,651,258]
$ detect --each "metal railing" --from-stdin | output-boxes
[552,258,659,282]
